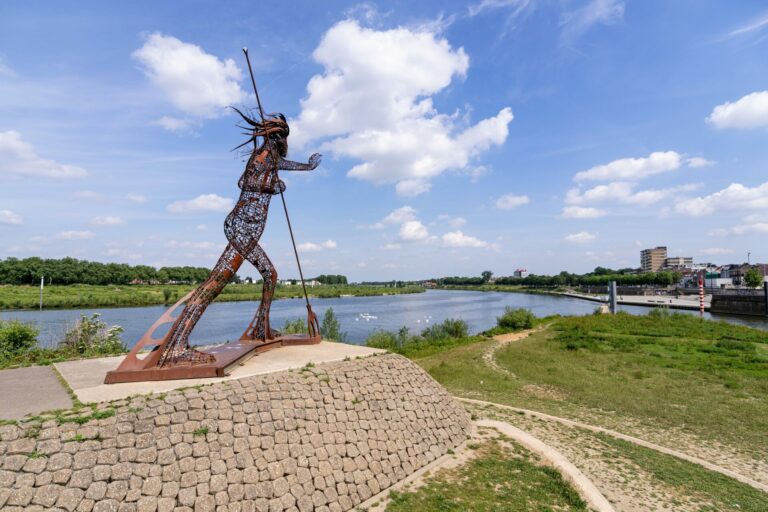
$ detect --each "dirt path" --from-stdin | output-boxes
[482,326,544,376]
[462,398,768,493]
[466,401,759,512]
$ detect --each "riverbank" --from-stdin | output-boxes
[0,283,425,310]
[438,284,713,312]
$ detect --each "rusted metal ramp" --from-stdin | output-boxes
[104,334,320,384]
[104,290,321,384]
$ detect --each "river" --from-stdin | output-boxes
[1,289,766,349]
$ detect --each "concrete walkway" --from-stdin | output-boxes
[55,341,383,404]
[0,366,72,420]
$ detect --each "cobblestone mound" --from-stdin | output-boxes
[0,354,471,512]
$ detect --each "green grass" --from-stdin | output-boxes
[0,283,424,310]
[386,439,587,511]
[414,312,768,454]
[595,433,768,512]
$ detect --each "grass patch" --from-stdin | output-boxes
[193,427,209,437]
[386,439,587,511]
[0,283,425,310]
[414,312,768,455]
[596,433,768,512]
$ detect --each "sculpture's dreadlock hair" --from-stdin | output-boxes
[231,107,289,154]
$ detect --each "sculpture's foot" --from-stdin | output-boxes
[268,328,282,340]
[162,346,216,367]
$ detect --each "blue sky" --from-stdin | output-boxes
[1,0,767,281]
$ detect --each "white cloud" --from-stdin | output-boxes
[167,194,233,213]
[442,230,488,248]
[381,243,402,251]
[706,91,768,130]
[567,182,699,206]
[710,223,768,236]
[0,131,86,178]
[437,214,467,228]
[365,206,418,229]
[152,116,197,132]
[561,206,607,219]
[91,216,125,226]
[700,247,734,255]
[468,0,530,17]
[399,220,429,241]
[560,0,624,43]
[495,193,530,210]
[564,231,598,244]
[686,157,715,168]
[721,12,768,40]
[574,151,682,182]
[382,206,417,225]
[132,33,246,121]
[0,209,23,225]
[291,20,513,196]
[57,230,95,240]
[126,193,148,203]
[297,240,337,252]
[675,182,768,216]
[196,224,207,230]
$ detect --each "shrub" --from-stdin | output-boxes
[162,288,173,304]
[421,318,468,340]
[365,330,399,351]
[320,308,347,342]
[59,313,125,355]
[0,320,39,359]
[282,317,307,334]
[496,307,536,330]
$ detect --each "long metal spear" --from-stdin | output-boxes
[241,48,314,316]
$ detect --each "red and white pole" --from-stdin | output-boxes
[699,270,705,317]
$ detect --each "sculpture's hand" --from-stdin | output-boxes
[308,153,322,169]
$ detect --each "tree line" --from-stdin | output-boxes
[439,267,682,288]
[312,274,348,285]
[0,257,211,285]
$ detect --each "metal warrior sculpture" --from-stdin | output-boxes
[106,48,321,383]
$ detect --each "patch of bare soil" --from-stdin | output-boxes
[483,327,544,376]
[522,383,568,401]
[465,402,733,512]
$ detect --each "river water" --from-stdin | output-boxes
[1,290,766,349]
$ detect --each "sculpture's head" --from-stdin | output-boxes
[231,108,289,156]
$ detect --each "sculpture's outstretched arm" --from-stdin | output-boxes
[279,153,321,171]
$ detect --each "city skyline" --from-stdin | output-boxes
[1,1,767,281]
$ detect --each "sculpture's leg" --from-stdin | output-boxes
[240,243,278,341]
[158,244,244,367]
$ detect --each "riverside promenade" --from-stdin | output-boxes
[561,291,711,311]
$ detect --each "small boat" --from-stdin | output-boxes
[358,313,377,321]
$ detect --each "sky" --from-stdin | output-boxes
[1,0,767,281]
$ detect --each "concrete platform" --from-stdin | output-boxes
[0,366,73,420]
[55,341,384,404]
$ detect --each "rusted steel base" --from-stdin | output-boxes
[104,334,321,384]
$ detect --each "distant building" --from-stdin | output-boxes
[641,246,667,272]
[513,268,529,278]
[664,256,693,269]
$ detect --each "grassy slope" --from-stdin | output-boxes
[418,313,768,453]
[386,439,587,512]
[0,283,424,310]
